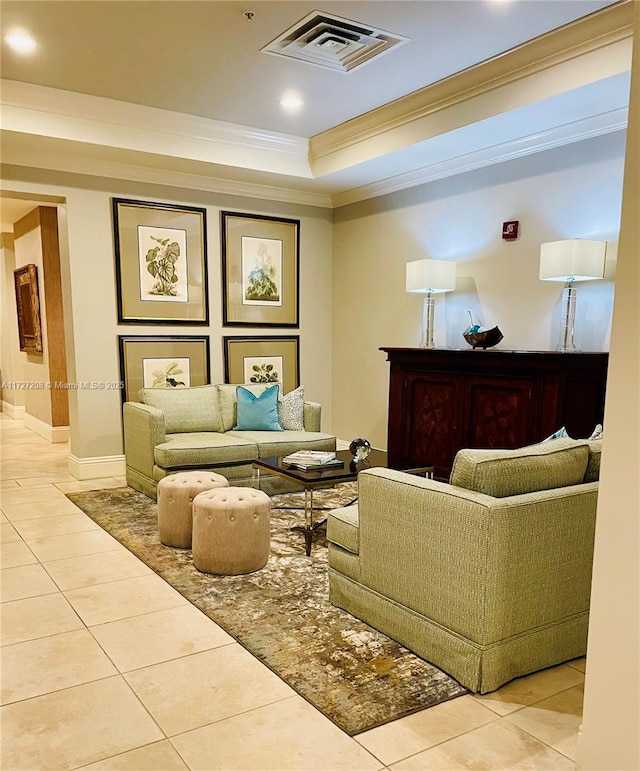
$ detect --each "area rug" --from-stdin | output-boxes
[67,484,467,735]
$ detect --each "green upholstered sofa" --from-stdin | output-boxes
[327,437,601,693]
[123,384,336,500]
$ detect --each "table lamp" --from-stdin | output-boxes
[539,239,606,352]
[406,258,456,348]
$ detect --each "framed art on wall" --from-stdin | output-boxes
[221,211,299,327]
[13,263,43,354]
[113,198,208,324]
[118,335,210,403]
[223,336,300,394]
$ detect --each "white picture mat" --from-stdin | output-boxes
[243,355,284,384]
[241,236,283,307]
[142,357,191,388]
[138,225,188,302]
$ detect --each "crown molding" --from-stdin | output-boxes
[0,140,333,209]
[331,107,628,208]
[0,80,313,179]
[310,1,634,177]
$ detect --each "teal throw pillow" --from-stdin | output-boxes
[234,384,283,431]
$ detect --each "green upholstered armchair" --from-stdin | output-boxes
[327,437,601,693]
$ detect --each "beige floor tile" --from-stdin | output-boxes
[0,485,68,506]
[14,473,78,488]
[125,644,295,736]
[78,740,189,770]
[0,522,21,543]
[90,603,233,672]
[506,683,584,760]
[567,657,586,673]
[0,480,20,490]
[64,573,188,626]
[171,695,383,771]
[472,663,585,716]
[388,719,575,770]
[0,510,8,522]
[13,512,100,540]
[1,628,118,704]
[25,529,122,562]
[55,478,127,493]
[356,694,498,765]
[1,563,59,602]
[0,593,84,646]
[0,676,164,770]
[0,540,37,568]
[43,548,152,590]
[2,496,82,522]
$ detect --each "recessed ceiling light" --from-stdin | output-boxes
[279,95,304,111]
[4,28,37,54]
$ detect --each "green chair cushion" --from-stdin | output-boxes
[450,441,590,497]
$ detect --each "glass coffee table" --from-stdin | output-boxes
[252,449,433,557]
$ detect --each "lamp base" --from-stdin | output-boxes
[557,285,579,353]
[420,294,435,348]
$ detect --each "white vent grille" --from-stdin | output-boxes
[261,10,408,73]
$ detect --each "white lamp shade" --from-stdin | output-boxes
[406,258,456,293]
[539,239,606,282]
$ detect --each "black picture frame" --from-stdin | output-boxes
[113,198,209,325]
[118,335,211,404]
[221,211,299,327]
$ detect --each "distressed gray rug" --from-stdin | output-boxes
[67,483,467,735]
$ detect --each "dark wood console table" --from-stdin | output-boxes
[381,348,608,480]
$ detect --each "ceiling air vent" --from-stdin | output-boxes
[261,10,408,73]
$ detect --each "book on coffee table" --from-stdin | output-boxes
[285,458,345,471]
[283,450,343,470]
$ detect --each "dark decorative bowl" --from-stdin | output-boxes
[463,326,504,349]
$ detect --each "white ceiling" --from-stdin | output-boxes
[0,0,632,213]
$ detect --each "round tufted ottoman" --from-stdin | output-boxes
[157,471,229,548]
[192,487,271,575]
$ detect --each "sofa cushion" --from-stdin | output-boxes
[226,430,336,458]
[234,385,282,431]
[140,386,223,434]
[154,432,258,469]
[217,383,272,432]
[327,505,359,555]
[450,440,590,497]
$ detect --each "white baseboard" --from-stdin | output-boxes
[24,413,70,443]
[1,401,26,419]
[336,438,351,450]
[68,454,126,480]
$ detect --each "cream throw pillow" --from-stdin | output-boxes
[278,385,305,431]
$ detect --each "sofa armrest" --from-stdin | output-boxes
[303,401,321,432]
[123,402,166,478]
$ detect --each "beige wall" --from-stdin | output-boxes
[332,132,625,449]
[0,232,26,409]
[0,174,334,461]
[577,3,640,768]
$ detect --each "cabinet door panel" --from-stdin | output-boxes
[464,377,534,449]
[400,372,465,476]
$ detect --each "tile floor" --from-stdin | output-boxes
[0,413,587,770]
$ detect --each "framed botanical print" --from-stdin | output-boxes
[118,335,210,403]
[223,336,299,394]
[13,264,43,354]
[113,198,208,324]
[221,211,299,327]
